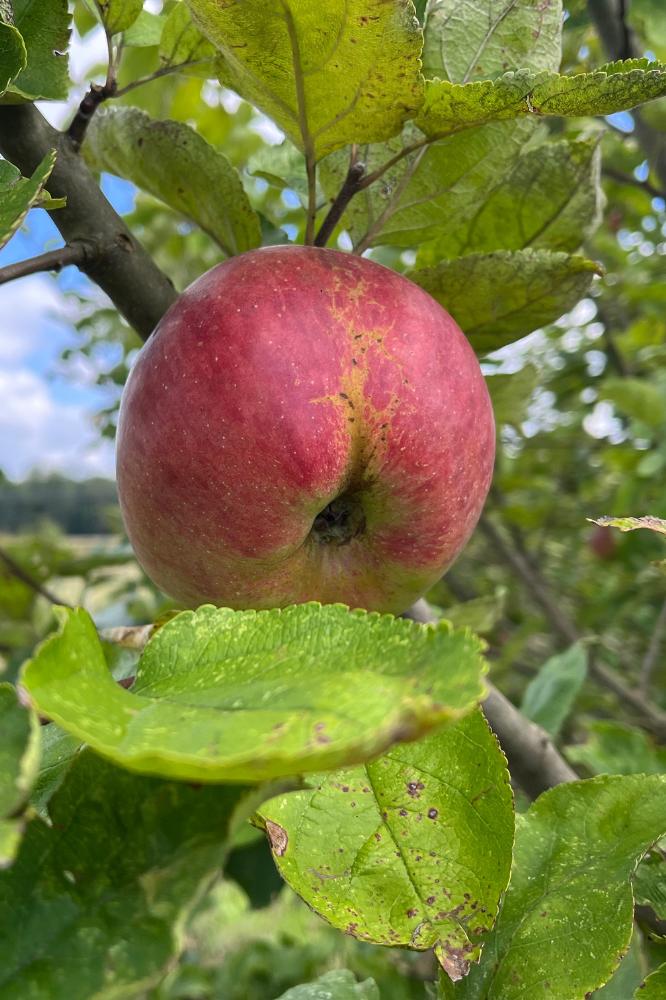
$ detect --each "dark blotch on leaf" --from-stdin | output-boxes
[428,808,438,819]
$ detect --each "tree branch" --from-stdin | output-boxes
[0,545,69,608]
[640,597,666,696]
[406,599,578,797]
[602,165,665,201]
[480,515,666,739]
[0,242,97,286]
[588,0,666,195]
[0,104,177,341]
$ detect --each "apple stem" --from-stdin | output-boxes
[314,154,366,249]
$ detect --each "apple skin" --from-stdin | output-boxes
[116,246,495,614]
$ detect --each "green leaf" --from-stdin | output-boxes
[277,970,380,1000]
[159,2,215,72]
[30,722,82,818]
[438,589,507,634]
[0,17,26,95]
[8,0,69,101]
[0,683,40,867]
[122,10,165,47]
[444,775,666,999]
[320,119,537,251]
[0,150,57,252]
[566,720,666,775]
[600,376,666,428]
[418,138,602,260]
[21,605,487,783]
[635,964,666,998]
[185,0,424,159]
[634,850,666,920]
[422,0,563,82]
[0,749,247,998]
[410,250,601,354]
[95,0,143,35]
[591,931,644,999]
[588,515,666,537]
[83,106,261,256]
[258,710,514,982]
[486,364,540,428]
[520,642,588,738]
[416,60,666,138]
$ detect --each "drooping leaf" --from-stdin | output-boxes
[277,970,380,1000]
[566,720,666,775]
[411,250,601,354]
[418,138,602,260]
[8,0,70,101]
[417,60,666,138]
[159,2,215,73]
[441,775,666,999]
[0,683,40,867]
[21,605,487,783]
[0,151,57,253]
[83,106,261,256]
[320,119,537,251]
[486,365,540,428]
[122,10,165,47]
[94,0,143,34]
[520,642,588,738]
[258,710,513,982]
[0,750,247,998]
[633,850,666,920]
[0,16,26,95]
[422,0,563,82]
[634,964,666,999]
[185,0,425,159]
[589,515,666,536]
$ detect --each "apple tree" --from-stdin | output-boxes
[1,1,666,997]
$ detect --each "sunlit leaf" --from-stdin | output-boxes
[8,0,69,101]
[0,683,40,868]
[0,151,57,253]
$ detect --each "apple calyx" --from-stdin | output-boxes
[311,494,366,546]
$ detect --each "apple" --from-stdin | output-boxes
[116,246,495,614]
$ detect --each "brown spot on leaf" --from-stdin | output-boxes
[265,819,288,856]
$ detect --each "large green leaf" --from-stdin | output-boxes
[83,106,261,256]
[411,250,601,354]
[0,683,40,868]
[277,970,379,1000]
[418,137,602,259]
[440,775,666,999]
[258,710,513,982]
[94,0,143,34]
[635,964,666,998]
[417,60,666,138]
[422,0,562,82]
[8,0,69,101]
[185,0,424,159]
[20,605,487,783]
[0,151,57,253]
[520,642,588,738]
[0,16,26,95]
[320,119,537,251]
[0,750,247,999]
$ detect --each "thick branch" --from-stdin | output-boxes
[0,103,177,341]
[480,515,666,739]
[406,599,578,796]
[0,242,96,286]
[588,0,666,195]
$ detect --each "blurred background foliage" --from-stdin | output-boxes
[1,2,666,996]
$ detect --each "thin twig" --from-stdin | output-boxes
[480,515,666,739]
[67,28,118,148]
[114,59,213,99]
[0,242,95,286]
[314,147,365,248]
[0,546,69,607]
[406,599,578,797]
[304,154,317,245]
[640,597,666,696]
[602,166,665,201]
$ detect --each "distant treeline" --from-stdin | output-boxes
[0,473,119,534]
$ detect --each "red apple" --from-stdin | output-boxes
[116,246,495,614]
